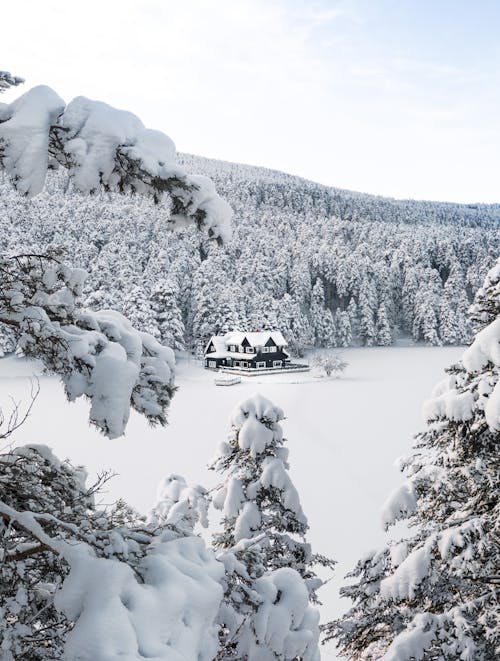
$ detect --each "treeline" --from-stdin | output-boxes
[0,156,498,355]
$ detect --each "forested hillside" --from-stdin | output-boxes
[0,154,498,355]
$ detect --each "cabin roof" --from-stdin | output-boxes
[223,331,288,347]
[204,331,288,358]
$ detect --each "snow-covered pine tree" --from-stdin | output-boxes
[346,298,359,342]
[0,444,116,659]
[280,293,313,356]
[375,302,392,346]
[334,309,352,348]
[246,292,280,333]
[358,286,377,346]
[324,258,500,660]
[401,266,419,334]
[122,284,159,338]
[412,270,442,345]
[0,252,176,438]
[150,278,186,351]
[0,326,16,357]
[440,262,471,345]
[310,279,336,347]
[211,394,334,660]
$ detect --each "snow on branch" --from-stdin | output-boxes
[0,444,223,660]
[0,71,24,94]
[0,253,176,438]
[0,86,232,243]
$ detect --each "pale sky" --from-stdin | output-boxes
[2,0,499,202]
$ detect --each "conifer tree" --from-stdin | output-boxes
[150,278,186,351]
[358,287,377,346]
[375,302,392,346]
[0,326,16,357]
[401,267,419,333]
[247,292,280,332]
[412,270,442,344]
[334,309,352,347]
[324,258,500,660]
[346,298,359,342]
[122,285,159,338]
[310,279,336,347]
[211,394,334,660]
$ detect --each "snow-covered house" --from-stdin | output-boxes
[204,331,290,370]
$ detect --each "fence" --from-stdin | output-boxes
[218,363,310,377]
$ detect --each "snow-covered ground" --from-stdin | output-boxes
[0,346,463,660]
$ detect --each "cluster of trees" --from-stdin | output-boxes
[1,251,498,660]
[0,83,330,660]
[1,390,329,660]
[0,151,498,356]
[0,80,498,660]
[324,258,500,659]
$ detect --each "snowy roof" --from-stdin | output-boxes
[223,331,288,347]
[211,336,228,354]
[204,331,288,358]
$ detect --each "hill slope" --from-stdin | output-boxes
[0,154,498,355]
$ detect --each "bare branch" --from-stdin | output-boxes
[0,376,40,442]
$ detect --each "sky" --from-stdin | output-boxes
[2,0,499,203]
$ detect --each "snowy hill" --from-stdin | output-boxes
[179,153,500,228]
[0,154,498,356]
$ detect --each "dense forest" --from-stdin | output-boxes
[1,154,498,356]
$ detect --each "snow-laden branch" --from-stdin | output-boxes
[0,253,176,438]
[0,86,232,243]
[0,445,224,660]
[0,71,24,94]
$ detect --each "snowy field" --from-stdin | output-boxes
[0,346,463,660]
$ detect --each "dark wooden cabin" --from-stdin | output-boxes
[204,331,290,370]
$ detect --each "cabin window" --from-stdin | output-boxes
[273,360,282,367]
[230,345,236,352]
[208,360,216,368]
[262,346,269,353]
[257,362,266,368]
[269,346,277,353]
[245,347,253,353]
[239,345,244,353]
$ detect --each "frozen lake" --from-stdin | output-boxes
[0,346,463,659]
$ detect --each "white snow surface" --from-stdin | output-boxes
[462,317,500,430]
[0,86,65,196]
[150,474,209,534]
[380,541,433,601]
[0,346,463,659]
[381,483,416,530]
[61,95,177,193]
[56,535,223,661]
[251,568,320,661]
